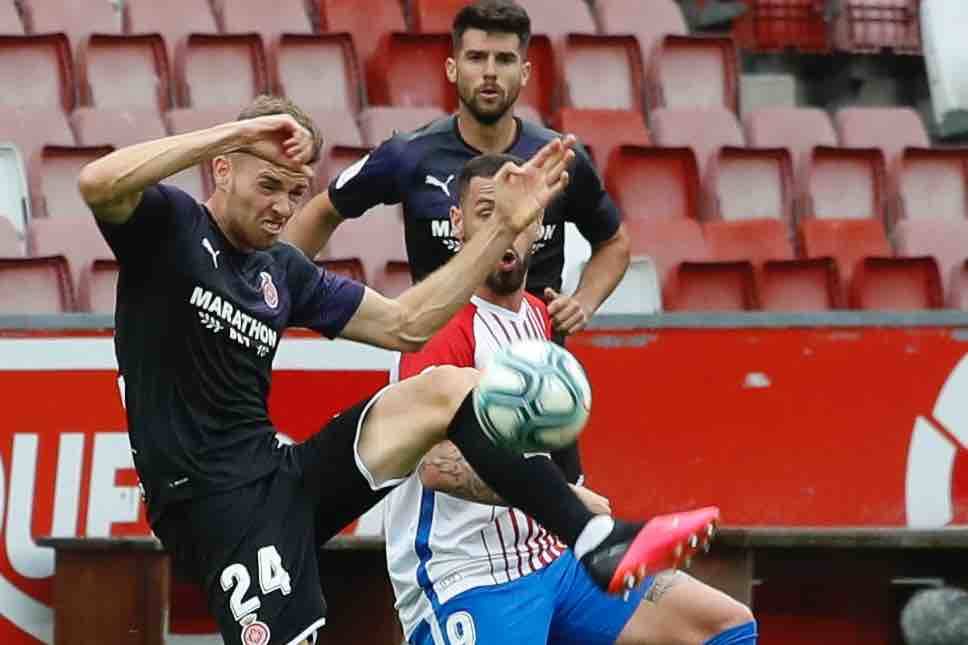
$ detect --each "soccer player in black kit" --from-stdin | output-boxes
[80,96,718,644]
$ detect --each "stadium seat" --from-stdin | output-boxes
[665,260,758,311]
[0,1,23,33]
[650,107,745,177]
[218,0,313,44]
[0,34,75,111]
[71,107,169,147]
[894,217,968,297]
[519,34,557,122]
[849,256,943,310]
[744,107,838,183]
[368,33,453,111]
[315,258,366,283]
[895,148,968,225]
[596,0,688,64]
[374,259,411,298]
[562,35,645,112]
[624,216,708,287]
[166,108,240,199]
[732,0,831,52]
[834,107,930,174]
[645,35,740,113]
[598,256,663,314]
[705,147,795,225]
[269,33,362,114]
[77,258,118,313]
[126,0,219,62]
[803,147,887,222]
[760,257,841,311]
[25,0,123,47]
[359,106,447,147]
[411,0,467,32]
[318,0,406,71]
[76,34,171,110]
[0,255,74,312]
[833,0,921,54]
[703,218,795,264]
[799,217,892,284]
[605,145,701,222]
[317,144,372,185]
[29,214,113,291]
[948,263,968,309]
[0,105,75,182]
[305,107,363,150]
[513,0,597,44]
[30,145,113,219]
[175,34,269,108]
[551,109,650,177]
[0,143,31,240]
[0,216,23,256]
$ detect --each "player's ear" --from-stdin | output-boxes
[446,56,458,84]
[521,60,531,88]
[211,156,232,191]
[449,205,464,242]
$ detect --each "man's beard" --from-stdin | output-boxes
[485,253,530,295]
[458,82,521,126]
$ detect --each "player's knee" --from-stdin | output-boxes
[417,365,480,421]
[707,599,755,636]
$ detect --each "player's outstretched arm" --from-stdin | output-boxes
[284,190,345,259]
[339,136,577,352]
[78,115,314,225]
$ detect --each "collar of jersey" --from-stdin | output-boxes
[471,294,529,319]
[451,114,524,155]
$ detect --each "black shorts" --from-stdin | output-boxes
[154,389,399,645]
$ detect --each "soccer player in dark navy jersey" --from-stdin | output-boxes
[80,96,716,645]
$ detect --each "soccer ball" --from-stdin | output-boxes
[473,339,592,453]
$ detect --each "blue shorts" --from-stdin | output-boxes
[409,550,652,645]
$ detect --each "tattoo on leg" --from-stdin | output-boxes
[645,570,684,605]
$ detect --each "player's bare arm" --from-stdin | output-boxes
[339,136,576,352]
[78,114,314,224]
[545,223,631,335]
[284,189,345,258]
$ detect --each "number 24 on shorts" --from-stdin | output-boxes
[220,545,292,623]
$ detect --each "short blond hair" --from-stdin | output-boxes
[237,95,323,164]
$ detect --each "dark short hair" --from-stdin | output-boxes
[237,95,323,165]
[455,153,525,205]
[452,0,531,52]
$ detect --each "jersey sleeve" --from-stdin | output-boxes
[564,143,622,246]
[95,184,181,266]
[327,136,408,219]
[286,248,366,338]
[398,311,475,379]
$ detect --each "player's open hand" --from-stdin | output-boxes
[239,114,318,172]
[490,136,576,233]
[543,288,589,335]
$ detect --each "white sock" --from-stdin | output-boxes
[573,515,615,560]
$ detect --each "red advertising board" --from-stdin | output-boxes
[0,326,966,642]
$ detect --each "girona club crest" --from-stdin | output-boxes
[259,272,279,309]
[241,619,271,645]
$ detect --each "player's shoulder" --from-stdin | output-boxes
[390,114,458,148]
[523,291,550,316]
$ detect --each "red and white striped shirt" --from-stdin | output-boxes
[384,294,566,639]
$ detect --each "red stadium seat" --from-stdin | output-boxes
[551,108,650,176]
[0,34,75,111]
[833,0,921,54]
[803,147,887,222]
[732,0,831,52]
[270,33,362,114]
[0,216,24,257]
[0,255,74,312]
[744,106,837,183]
[596,0,688,63]
[624,216,708,286]
[894,217,968,297]
[646,35,740,113]
[411,0,468,32]
[760,257,841,311]
[175,34,269,108]
[218,0,313,44]
[896,148,968,225]
[29,214,113,291]
[0,1,24,33]
[166,107,241,199]
[71,107,169,147]
[849,256,943,310]
[374,259,412,298]
[318,0,406,70]
[519,35,557,122]
[562,35,645,112]
[605,145,701,222]
[666,260,758,311]
[513,0,597,43]
[25,0,123,47]
[77,34,171,110]
[317,144,372,185]
[650,107,745,177]
[359,106,447,147]
[315,258,366,283]
[305,107,363,150]
[77,258,118,313]
[835,107,930,173]
[30,145,113,219]
[799,217,892,284]
[703,218,795,264]
[126,0,219,62]
[705,147,795,225]
[0,106,75,167]
[368,33,452,111]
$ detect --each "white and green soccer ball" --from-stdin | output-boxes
[473,340,592,453]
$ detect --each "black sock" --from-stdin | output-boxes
[446,393,595,547]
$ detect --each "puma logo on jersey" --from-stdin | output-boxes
[425,174,455,197]
[202,237,221,269]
